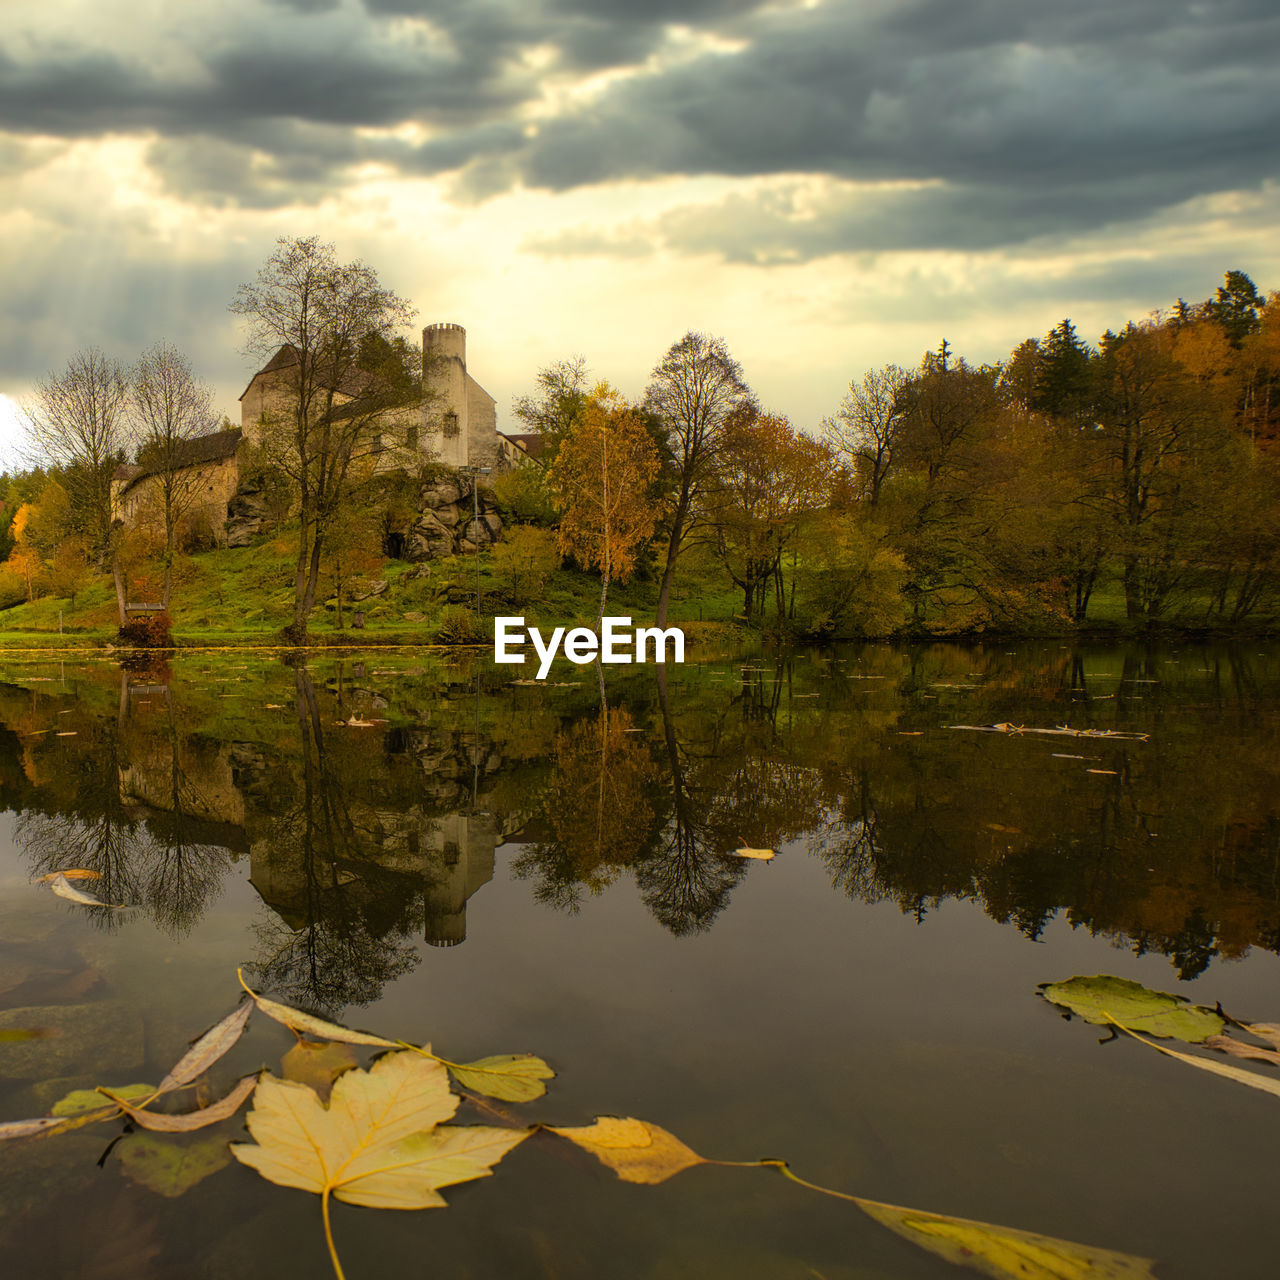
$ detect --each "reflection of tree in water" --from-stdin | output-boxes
[513,701,660,912]
[8,641,1280,979]
[246,667,419,1014]
[635,667,745,935]
[18,679,231,935]
[517,663,830,936]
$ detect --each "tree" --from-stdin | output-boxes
[46,537,91,609]
[822,363,909,506]
[22,347,132,571]
[1094,323,1217,620]
[547,383,660,621]
[1203,270,1263,348]
[1031,319,1095,424]
[894,349,1002,485]
[2,504,42,602]
[644,332,752,627]
[130,342,219,607]
[230,237,420,643]
[706,407,832,623]
[320,507,385,629]
[511,356,590,460]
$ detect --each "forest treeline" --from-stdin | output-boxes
[497,268,1280,637]
[2,261,1278,638]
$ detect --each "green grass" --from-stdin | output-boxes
[0,524,745,648]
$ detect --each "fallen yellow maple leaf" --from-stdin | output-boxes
[231,1051,529,1280]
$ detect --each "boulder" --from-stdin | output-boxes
[348,579,388,603]
[406,522,455,562]
[420,480,463,508]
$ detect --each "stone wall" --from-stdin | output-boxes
[114,455,241,546]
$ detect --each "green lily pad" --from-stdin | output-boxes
[1039,975,1225,1042]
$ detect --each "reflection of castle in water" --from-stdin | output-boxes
[109,675,514,948]
[248,808,502,947]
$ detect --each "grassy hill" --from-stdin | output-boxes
[0,528,743,648]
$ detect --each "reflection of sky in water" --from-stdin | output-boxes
[1,644,1278,1278]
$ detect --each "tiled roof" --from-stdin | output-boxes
[117,429,242,493]
[500,432,547,459]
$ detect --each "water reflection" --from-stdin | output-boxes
[3,642,1279,998]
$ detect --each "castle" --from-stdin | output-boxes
[112,323,539,544]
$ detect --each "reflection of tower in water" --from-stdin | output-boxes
[420,812,498,946]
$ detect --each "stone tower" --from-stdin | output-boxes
[423,323,469,469]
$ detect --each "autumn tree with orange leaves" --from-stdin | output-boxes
[547,384,660,621]
[705,407,833,623]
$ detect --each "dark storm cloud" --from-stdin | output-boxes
[531,170,1272,265]
[0,0,1276,250]
[0,236,261,397]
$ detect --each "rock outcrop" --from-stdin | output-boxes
[225,484,270,548]
[224,471,502,560]
[403,476,502,562]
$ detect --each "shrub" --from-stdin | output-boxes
[433,605,485,646]
[118,609,173,647]
[489,526,559,604]
[492,466,558,527]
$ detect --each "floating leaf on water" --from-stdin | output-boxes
[157,1002,253,1095]
[117,1132,232,1198]
[238,970,397,1048]
[51,1083,155,1117]
[1113,1023,1280,1100]
[1205,1035,1280,1069]
[857,1198,1157,1280]
[35,870,102,883]
[231,1051,528,1210]
[730,847,775,862]
[547,1116,706,1185]
[281,1040,359,1103]
[1038,976,1225,1042]
[45,874,131,909]
[1243,1022,1280,1050]
[445,1053,556,1103]
[0,1114,78,1141]
[46,874,115,907]
[103,1075,259,1132]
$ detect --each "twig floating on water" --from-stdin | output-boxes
[948,723,1149,742]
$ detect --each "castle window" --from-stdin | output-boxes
[442,411,460,439]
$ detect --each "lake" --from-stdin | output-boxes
[1,640,1278,1279]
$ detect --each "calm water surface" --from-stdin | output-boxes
[1,641,1278,1279]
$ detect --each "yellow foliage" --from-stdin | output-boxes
[547,384,659,591]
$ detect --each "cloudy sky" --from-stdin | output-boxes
[1,0,1277,462]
